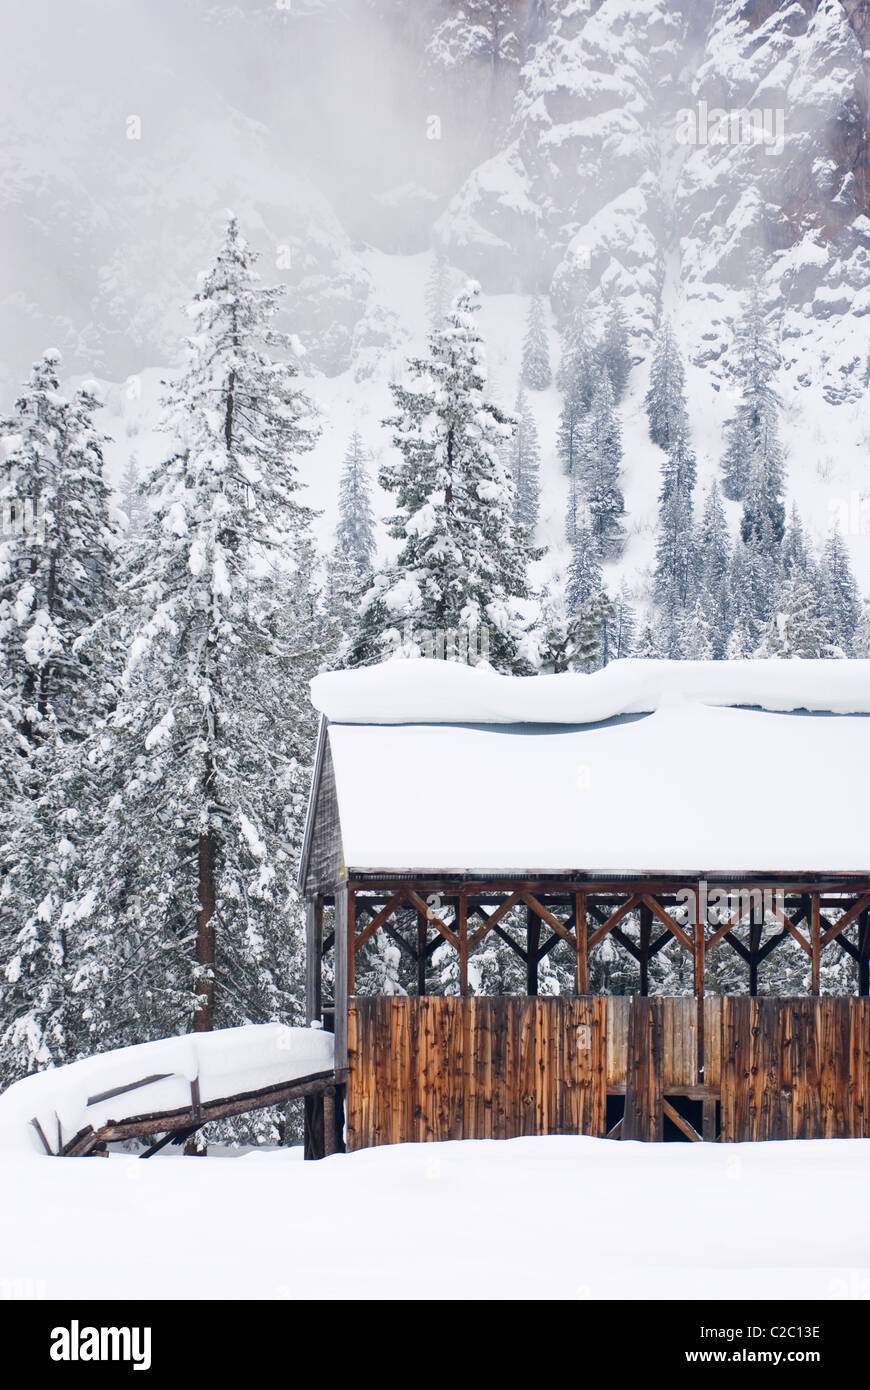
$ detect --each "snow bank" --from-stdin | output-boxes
[0,1024,334,1158]
[311,657,870,726]
[0,1135,868,1299]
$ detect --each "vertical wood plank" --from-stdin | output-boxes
[305,898,322,1024]
[458,893,468,998]
[333,883,349,1071]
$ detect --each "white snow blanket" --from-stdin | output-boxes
[324,698,870,875]
[0,1135,868,1299]
[0,1024,334,1158]
[311,656,870,725]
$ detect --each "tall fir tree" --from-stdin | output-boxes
[556,306,596,482]
[510,385,541,540]
[56,218,322,1072]
[576,372,625,559]
[0,355,119,742]
[521,295,551,391]
[325,433,377,664]
[600,297,631,403]
[819,528,860,655]
[723,287,786,544]
[653,418,696,615]
[353,283,529,672]
[119,454,146,538]
[645,319,689,451]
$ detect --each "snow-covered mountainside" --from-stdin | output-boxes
[1,0,868,590]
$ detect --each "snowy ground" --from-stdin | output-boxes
[2,1136,869,1301]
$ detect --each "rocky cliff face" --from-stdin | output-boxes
[1,0,868,403]
[437,0,870,397]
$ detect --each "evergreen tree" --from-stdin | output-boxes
[119,455,146,538]
[645,320,688,451]
[577,373,625,559]
[780,503,814,580]
[681,596,716,659]
[819,528,861,655]
[566,517,603,613]
[759,576,829,658]
[653,420,696,614]
[693,481,731,657]
[521,295,551,391]
[600,298,631,403]
[353,283,528,672]
[722,287,786,543]
[609,583,637,661]
[510,386,541,540]
[0,355,119,742]
[556,307,596,482]
[60,218,322,1066]
[325,433,377,665]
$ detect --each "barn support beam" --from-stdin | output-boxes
[305,897,322,1025]
[333,883,350,1072]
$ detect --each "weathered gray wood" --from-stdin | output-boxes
[305,897,322,1024]
[333,882,349,1070]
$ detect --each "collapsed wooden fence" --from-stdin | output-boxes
[346,995,870,1148]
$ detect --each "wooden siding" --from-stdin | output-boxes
[346,995,870,1149]
[303,735,344,895]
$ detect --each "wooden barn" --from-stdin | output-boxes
[298,658,870,1154]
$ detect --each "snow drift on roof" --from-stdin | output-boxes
[326,703,870,875]
[311,657,870,726]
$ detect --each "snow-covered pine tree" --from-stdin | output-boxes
[723,287,786,534]
[600,297,631,403]
[608,583,637,661]
[759,576,829,659]
[653,418,696,615]
[644,319,689,451]
[780,503,814,580]
[325,432,378,664]
[566,516,603,614]
[689,480,731,657]
[353,282,529,672]
[510,385,541,540]
[521,295,551,390]
[556,306,596,482]
[119,455,146,538]
[681,596,716,659]
[819,528,861,655]
[68,218,321,1063]
[0,355,119,743]
[577,372,625,559]
[0,360,122,1083]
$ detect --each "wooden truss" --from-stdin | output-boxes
[307,877,870,1068]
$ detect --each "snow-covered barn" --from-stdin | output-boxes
[300,659,870,1149]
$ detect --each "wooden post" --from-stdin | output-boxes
[334,883,349,1071]
[811,893,821,997]
[526,907,540,996]
[575,891,588,995]
[694,899,706,1084]
[416,910,427,996]
[458,893,468,997]
[859,910,870,997]
[639,901,652,996]
[749,908,761,997]
[347,887,356,997]
[305,898,323,1024]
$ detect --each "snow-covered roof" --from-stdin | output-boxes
[305,660,870,877]
[310,657,870,725]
